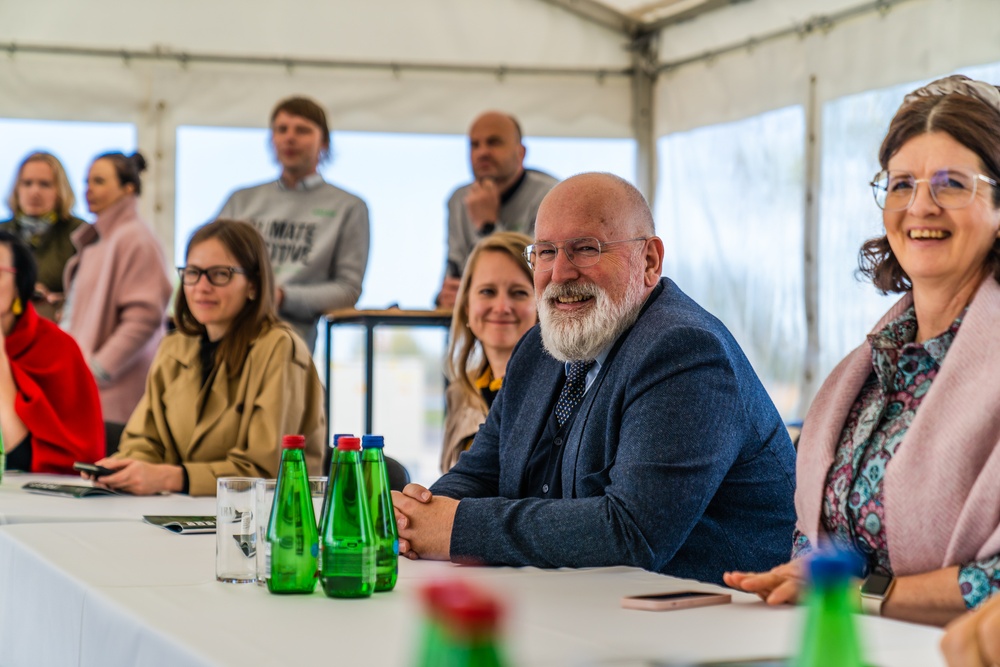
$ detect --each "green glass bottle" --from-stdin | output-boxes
[793,551,865,667]
[416,580,507,667]
[361,434,399,592]
[265,434,318,594]
[318,433,352,534]
[320,436,375,598]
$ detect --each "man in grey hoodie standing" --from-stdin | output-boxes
[217,96,370,351]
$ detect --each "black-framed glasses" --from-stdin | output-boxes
[177,265,246,286]
[870,168,998,211]
[523,237,647,272]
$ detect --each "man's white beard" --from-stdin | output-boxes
[538,275,646,363]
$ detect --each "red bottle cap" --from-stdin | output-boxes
[281,434,306,449]
[420,580,503,632]
[336,436,361,451]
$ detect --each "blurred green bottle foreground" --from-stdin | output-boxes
[320,435,376,598]
[266,434,318,594]
[793,551,866,667]
[361,434,399,592]
[416,580,507,667]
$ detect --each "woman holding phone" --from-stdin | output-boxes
[89,219,325,496]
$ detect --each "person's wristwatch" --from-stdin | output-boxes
[859,572,896,615]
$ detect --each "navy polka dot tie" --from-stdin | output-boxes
[554,360,595,427]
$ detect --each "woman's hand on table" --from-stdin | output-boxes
[85,458,185,495]
[723,559,806,605]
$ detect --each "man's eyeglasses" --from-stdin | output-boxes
[178,266,246,286]
[523,237,647,272]
[870,168,998,211]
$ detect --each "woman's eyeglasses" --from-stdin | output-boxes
[871,168,998,211]
[177,266,246,286]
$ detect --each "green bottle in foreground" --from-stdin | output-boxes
[416,580,507,667]
[361,434,399,592]
[265,434,318,594]
[793,551,865,667]
[320,436,376,598]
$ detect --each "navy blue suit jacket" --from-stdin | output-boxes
[431,278,796,584]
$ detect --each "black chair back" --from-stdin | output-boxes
[104,422,125,457]
[384,455,411,492]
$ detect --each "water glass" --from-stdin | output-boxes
[216,477,259,584]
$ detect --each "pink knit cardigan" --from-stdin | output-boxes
[796,276,1000,575]
[62,196,172,424]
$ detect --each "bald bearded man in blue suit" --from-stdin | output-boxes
[393,172,795,584]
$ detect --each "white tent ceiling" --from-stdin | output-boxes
[2,0,998,254]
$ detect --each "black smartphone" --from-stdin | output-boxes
[73,462,116,477]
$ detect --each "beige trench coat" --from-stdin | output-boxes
[117,325,325,496]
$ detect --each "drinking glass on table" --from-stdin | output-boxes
[255,478,277,586]
[216,477,259,584]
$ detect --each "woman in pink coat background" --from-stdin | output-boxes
[62,151,172,427]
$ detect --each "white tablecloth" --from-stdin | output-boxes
[0,472,216,524]
[0,520,945,667]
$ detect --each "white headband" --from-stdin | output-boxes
[902,74,1000,115]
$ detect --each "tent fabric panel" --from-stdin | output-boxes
[0,0,631,70]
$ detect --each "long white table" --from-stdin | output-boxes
[0,472,216,524]
[0,519,945,667]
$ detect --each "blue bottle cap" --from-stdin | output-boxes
[331,433,353,449]
[362,435,385,449]
[808,550,864,585]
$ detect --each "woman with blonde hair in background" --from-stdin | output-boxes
[0,151,85,320]
[442,231,536,471]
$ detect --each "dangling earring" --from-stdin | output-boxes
[12,297,22,315]
[248,293,256,301]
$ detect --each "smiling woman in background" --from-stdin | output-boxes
[61,151,173,428]
[726,75,1000,626]
[90,219,325,496]
[441,231,536,471]
[0,231,103,473]
[0,152,85,321]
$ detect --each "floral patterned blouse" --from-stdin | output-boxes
[792,306,999,609]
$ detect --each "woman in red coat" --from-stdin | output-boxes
[0,231,104,473]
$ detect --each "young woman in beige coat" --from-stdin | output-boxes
[87,219,325,496]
